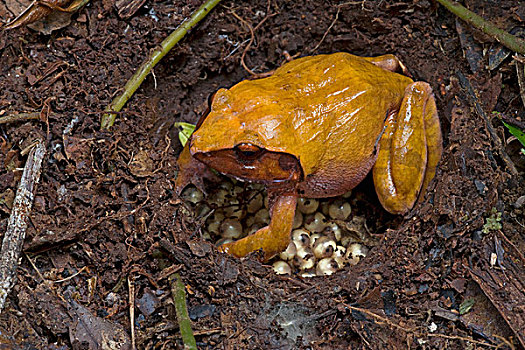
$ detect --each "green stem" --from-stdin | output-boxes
[101,0,223,129]
[436,0,525,55]
[170,273,197,350]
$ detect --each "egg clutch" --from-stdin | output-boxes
[181,181,370,276]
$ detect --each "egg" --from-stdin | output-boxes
[346,243,368,265]
[291,229,311,249]
[181,186,204,204]
[294,247,315,270]
[304,212,327,233]
[312,236,336,259]
[220,219,243,239]
[328,199,352,220]
[292,210,303,229]
[297,197,319,214]
[246,193,264,213]
[273,261,292,275]
[279,241,297,261]
[333,245,347,267]
[316,258,339,276]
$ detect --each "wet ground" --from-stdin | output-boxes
[0,0,524,349]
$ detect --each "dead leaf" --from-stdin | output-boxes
[4,0,88,34]
[69,301,131,350]
[129,149,155,177]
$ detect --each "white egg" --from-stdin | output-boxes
[273,261,292,275]
[279,241,297,261]
[316,258,339,276]
[346,243,368,265]
[312,236,336,259]
[292,210,303,229]
[304,212,327,233]
[333,245,347,267]
[292,229,311,249]
[294,247,315,270]
[297,197,319,214]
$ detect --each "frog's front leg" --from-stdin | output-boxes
[373,82,442,214]
[218,192,297,261]
[175,143,220,195]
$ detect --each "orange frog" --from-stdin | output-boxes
[176,52,442,261]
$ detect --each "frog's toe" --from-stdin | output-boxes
[373,81,442,214]
[217,194,297,261]
[363,54,409,75]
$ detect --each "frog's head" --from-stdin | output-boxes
[188,88,303,184]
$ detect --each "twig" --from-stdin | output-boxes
[311,7,340,53]
[436,0,525,55]
[170,273,197,350]
[427,333,507,348]
[0,141,45,313]
[344,303,504,348]
[101,0,223,129]
[128,276,136,350]
[230,0,275,77]
[0,112,40,125]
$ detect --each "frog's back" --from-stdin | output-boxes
[270,53,413,195]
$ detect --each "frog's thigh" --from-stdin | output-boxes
[373,82,440,214]
[362,54,408,74]
[218,194,297,261]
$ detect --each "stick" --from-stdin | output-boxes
[101,0,223,129]
[0,141,45,313]
[169,273,197,350]
[436,0,525,55]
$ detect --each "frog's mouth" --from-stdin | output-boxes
[192,143,304,184]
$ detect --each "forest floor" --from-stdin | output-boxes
[0,0,524,349]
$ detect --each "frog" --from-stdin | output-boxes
[175,52,442,261]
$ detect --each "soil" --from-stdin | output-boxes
[0,0,524,349]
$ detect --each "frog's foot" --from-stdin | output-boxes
[218,194,297,261]
[363,54,409,76]
[175,144,219,195]
[373,81,442,214]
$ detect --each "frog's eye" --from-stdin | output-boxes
[235,143,263,159]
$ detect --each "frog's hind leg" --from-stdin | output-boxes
[218,193,297,261]
[362,54,409,75]
[372,82,442,214]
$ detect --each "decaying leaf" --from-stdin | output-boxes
[3,0,89,33]
[69,301,131,350]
